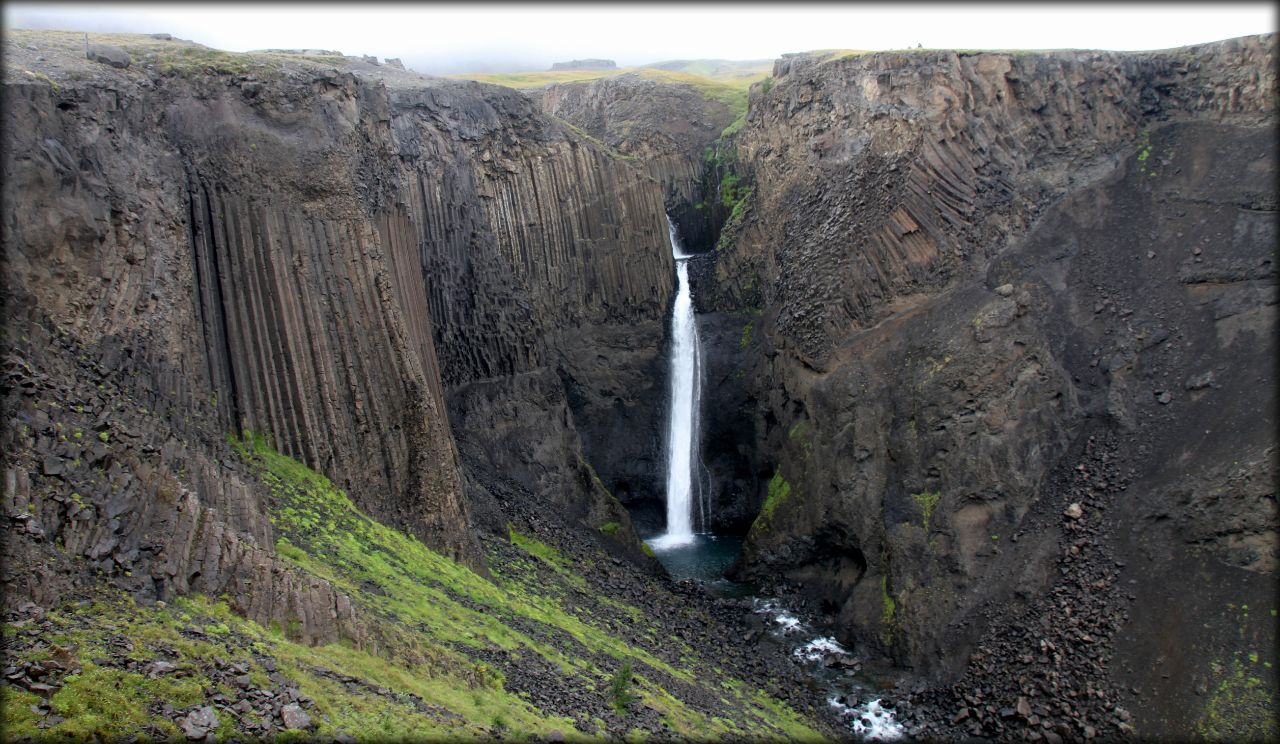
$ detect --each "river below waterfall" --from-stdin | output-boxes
[643,216,905,741]
[648,538,905,741]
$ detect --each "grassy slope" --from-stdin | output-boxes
[645,59,774,82]
[451,65,764,93]
[2,432,827,741]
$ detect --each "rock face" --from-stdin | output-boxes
[2,33,670,641]
[541,72,742,253]
[700,34,1277,735]
[550,59,616,71]
[384,77,673,554]
[538,72,743,515]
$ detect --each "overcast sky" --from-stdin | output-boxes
[6,3,1276,74]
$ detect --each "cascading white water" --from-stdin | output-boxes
[650,217,704,550]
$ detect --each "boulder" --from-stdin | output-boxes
[280,703,312,730]
[86,43,130,69]
[181,706,218,739]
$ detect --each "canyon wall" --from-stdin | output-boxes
[700,35,1276,736]
[541,72,740,253]
[539,72,741,516]
[2,35,672,639]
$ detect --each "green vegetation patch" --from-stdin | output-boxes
[508,525,571,571]
[1198,650,1278,741]
[749,469,794,539]
[912,490,941,531]
[880,575,897,644]
[0,593,530,741]
[787,421,814,462]
[720,110,748,139]
[225,431,824,740]
[451,67,755,119]
[609,660,639,715]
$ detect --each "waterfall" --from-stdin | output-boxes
[650,217,705,551]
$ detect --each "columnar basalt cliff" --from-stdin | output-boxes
[380,75,675,549]
[2,33,671,640]
[538,72,744,514]
[4,34,844,742]
[541,72,741,253]
[696,35,1276,738]
[3,27,1277,742]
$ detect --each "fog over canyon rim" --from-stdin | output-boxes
[1,13,1276,744]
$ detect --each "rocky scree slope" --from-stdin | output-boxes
[695,35,1277,740]
[1,31,834,740]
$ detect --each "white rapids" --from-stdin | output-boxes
[753,599,905,741]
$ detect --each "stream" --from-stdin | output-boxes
[643,216,904,741]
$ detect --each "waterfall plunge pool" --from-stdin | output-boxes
[644,532,745,581]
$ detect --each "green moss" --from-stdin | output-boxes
[47,663,205,739]
[720,110,748,139]
[1136,129,1161,177]
[508,525,571,571]
[878,575,897,646]
[599,521,622,535]
[912,490,941,531]
[641,543,656,559]
[739,321,754,349]
[749,469,793,538]
[1198,650,1277,741]
[1137,130,1152,162]
[275,537,307,562]
[0,603,214,741]
[20,68,61,92]
[787,421,813,461]
[719,172,743,209]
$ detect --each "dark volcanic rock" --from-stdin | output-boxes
[1,30,670,643]
[541,72,740,253]
[708,33,1278,737]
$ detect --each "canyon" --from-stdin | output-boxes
[2,28,1276,742]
